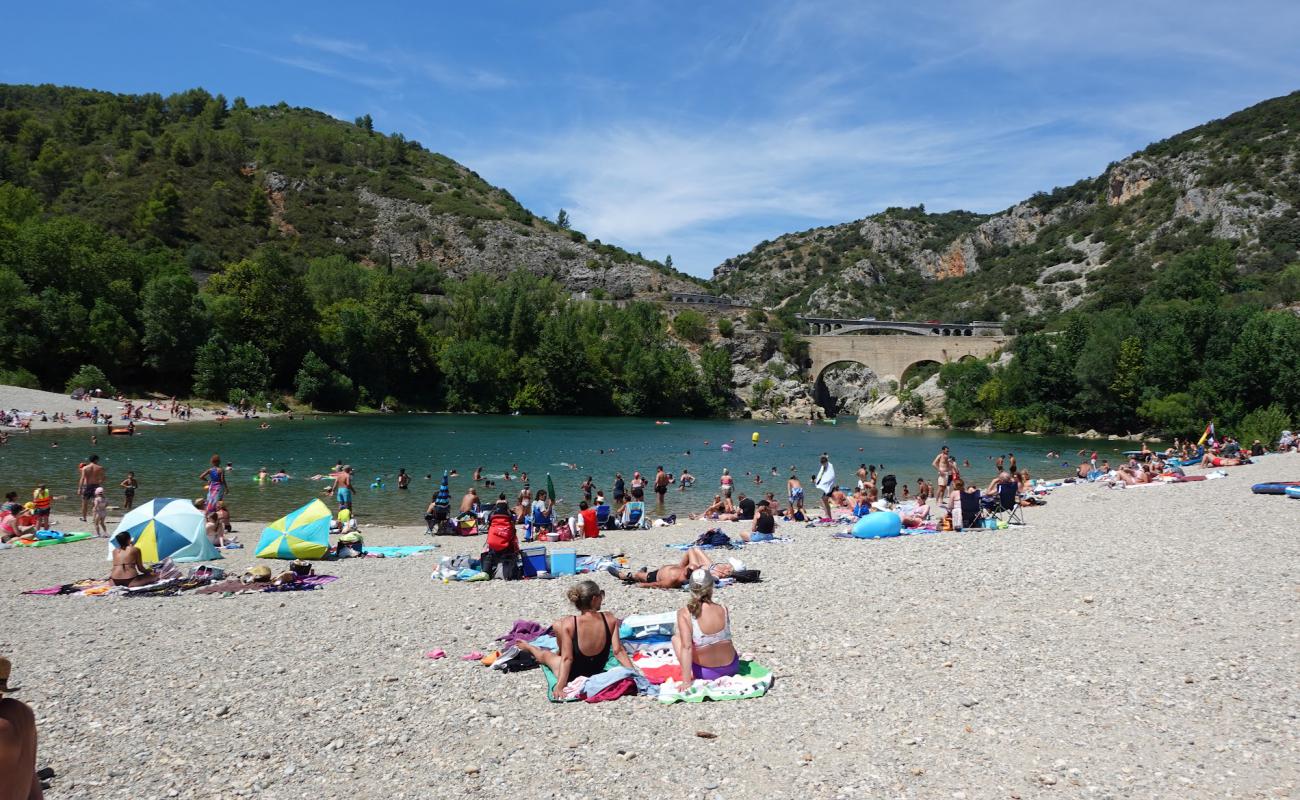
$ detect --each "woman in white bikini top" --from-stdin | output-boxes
[674,569,740,681]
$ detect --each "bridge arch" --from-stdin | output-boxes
[814,359,882,415]
[900,359,942,388]
[804,332,1008,396]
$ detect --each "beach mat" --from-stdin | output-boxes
[542,654,773,704]
[13,531,95,548]
[365,545,437,558]
[656,660,773,704]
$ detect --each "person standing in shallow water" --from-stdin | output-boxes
[654,466,670,510]
[200,455,226,515]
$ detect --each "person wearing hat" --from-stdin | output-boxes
[673,569,740,682]
[606,546,733,589]
[1,656,46,799]
[91,487,108,538]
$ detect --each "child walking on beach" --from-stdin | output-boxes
[92,487,108,537]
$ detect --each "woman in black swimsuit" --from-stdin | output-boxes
[517,580,634,691]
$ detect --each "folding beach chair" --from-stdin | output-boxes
[881,474,897,505]
[618,501,647,530]
[957,487,986,530]
[595,504,612,530]
[992,481,1025,526]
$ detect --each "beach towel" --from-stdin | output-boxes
[627,649,772,703]
[13,531,95,548]
[364,545,437,558]
[657,660,773,704]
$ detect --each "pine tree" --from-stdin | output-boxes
[555,208,570,229]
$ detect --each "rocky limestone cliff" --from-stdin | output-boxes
[358,189,700,297]
[711,91,1300,323]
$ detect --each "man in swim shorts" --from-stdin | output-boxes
[333,466,354,512]
[932,445,951,496]
[606,547,733,589]
[78,455,104,522]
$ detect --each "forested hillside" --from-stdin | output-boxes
[0,84,724,414]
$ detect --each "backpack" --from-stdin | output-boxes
[695,529,731,548]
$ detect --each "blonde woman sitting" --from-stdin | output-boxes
[517,580,634,691]
[673,569,740,681]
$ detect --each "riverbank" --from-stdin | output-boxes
[2,455,1296,798]
[0,385,255,431]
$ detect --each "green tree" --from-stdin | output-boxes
[716,317,734,338]
[204,249,317,381]
[555,208,570,229]
[673,310,709,344]
[192,335,228,399]
[244,183,269,226]
[1110,336,1144,408]
[135,180,184,243]
[1138,393,1198,436]
[1237,404,1290,447]
[697,345,734,416]
[938,359,993,427]
[140,274,209,387]
[294,351,357,410]
[65,364,114,395]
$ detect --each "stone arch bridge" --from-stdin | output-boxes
[799,317,1009,385]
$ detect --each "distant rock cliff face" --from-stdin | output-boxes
[711,91,1300,322]
[359,189,700,298]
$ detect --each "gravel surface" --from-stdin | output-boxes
[0,386,231,430]
[2,455,1297,799]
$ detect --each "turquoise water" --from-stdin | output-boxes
[0,415,1095,523]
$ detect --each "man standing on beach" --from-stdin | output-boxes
[78,455,104,522]
[932,446,952,497]
[814,453,836,519]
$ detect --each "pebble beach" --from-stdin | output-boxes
[2,455,1298,799]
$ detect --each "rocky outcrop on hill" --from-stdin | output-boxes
[712,91,1300,323]
[354,189,701,298]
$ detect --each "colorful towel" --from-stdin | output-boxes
[657,660,773,704]
[13,531,95,548]
[542,652,621,702]
[364,545,437,558]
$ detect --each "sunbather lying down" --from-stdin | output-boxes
[607,546,733,589]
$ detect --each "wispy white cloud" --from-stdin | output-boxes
[470,109,1137,274]
[290,32,513,91]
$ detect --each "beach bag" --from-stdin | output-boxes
[695,529,731,548]
[555,523,574,541]
[732,569,761,583]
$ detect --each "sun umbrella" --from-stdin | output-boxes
[434,470,451,512]
[256,499,332,560]
[112,498,218,563]
[546,473,557,508]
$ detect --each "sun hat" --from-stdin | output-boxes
[689,568,716,590]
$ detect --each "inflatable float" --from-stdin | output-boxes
[108,427,133,436]
[1250,481,1300,495]
[851,512,902,539]
[1286,486,1300,499]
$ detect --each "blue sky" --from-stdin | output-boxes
[5,1,1300,276]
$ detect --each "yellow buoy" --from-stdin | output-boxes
[751,432,760,445]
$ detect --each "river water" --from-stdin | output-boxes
[1,415,1097,524]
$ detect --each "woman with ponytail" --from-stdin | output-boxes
[673,569,740,681]
[517,580,633,691]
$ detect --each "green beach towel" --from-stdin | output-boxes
[656,660,773,704]
[15,531,95,548]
